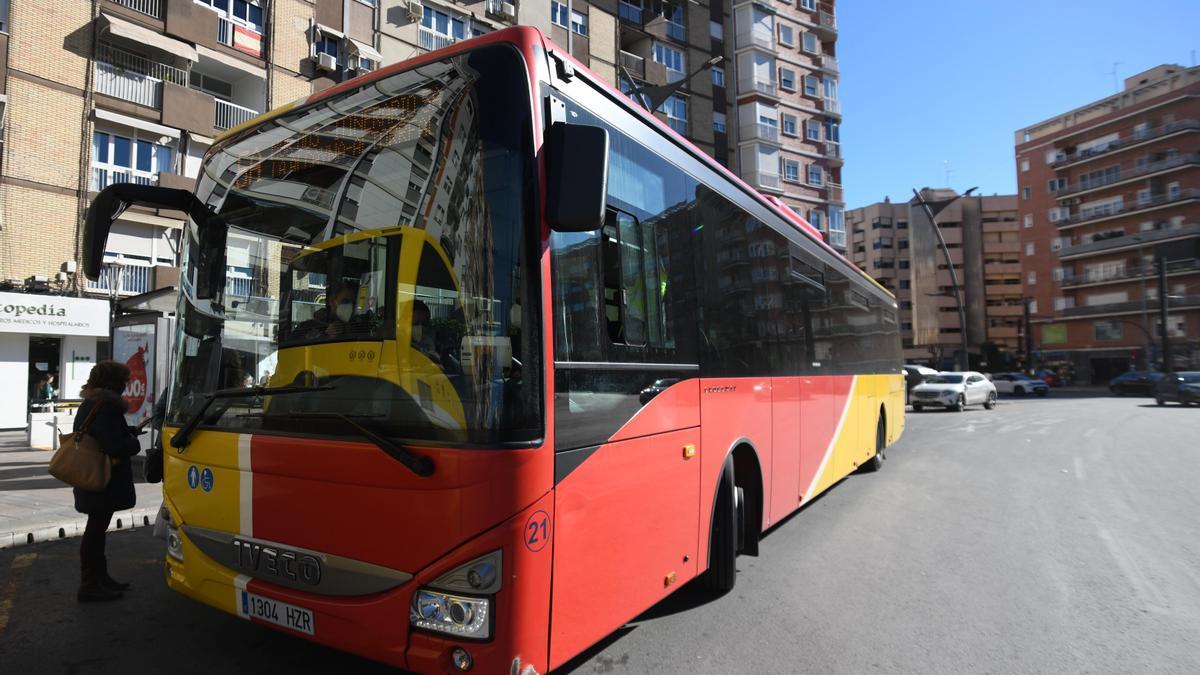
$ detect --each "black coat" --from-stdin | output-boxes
[73,389,142,515]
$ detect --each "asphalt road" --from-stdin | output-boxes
[2,393,1198,674]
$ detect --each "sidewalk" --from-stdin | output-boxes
[0,430,162,549]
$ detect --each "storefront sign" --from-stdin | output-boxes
[0,292,109,337]
[1041,323,1067,345]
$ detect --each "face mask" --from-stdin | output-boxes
[335,303,353,322]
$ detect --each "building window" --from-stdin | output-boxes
[899,259,910,269]
[825,120,839,142]
[1078,165,1120,190]
[1022,187,1031,200]
[654,42,686,83]
[783,158,800,182]
[1025,241,1034,256]
[197,0,264,32]
[710,19,723,41]
[809,209,823,229]
[900,279,910,289]
[713,111,726,133]
[823,76,838,100]
[1048,207,1069,222]
[1137,188,1152,205]
[314,33,339,58]
[802,32,818,53]
[805,119,820,141]
[618,0,642,23]
[711,65,725,87]
[422,6,468,45]
[91,129,173,191]
[779,67,796,91]
[803,75,819,97]
[551,2,568,28]
[1023,213,1033,228]
[807,164,823,186]
[1027,271,1036,285]
[781,114,797,136]
[800,0,816,9]
[665,5,685,41]
[778,24,795,48]
[1094,320,1122,341]
[658,94,687,135]
[1047,177,1067,193]
[1167,181,1181,200]
[1020,157,1030,172]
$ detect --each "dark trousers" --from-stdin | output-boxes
[80,510,114,576]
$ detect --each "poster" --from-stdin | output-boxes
[112,322,156,428]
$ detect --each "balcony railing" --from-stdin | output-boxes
[91,166,158,192]
[737,31,775,51]
[94,44,186,109]
[1060,258,1200,288]
[1052,119,1200,169]
[816,9,838,34]
[1058,223,1200,259]
[1058,153,1200,198]
[1060,294,1200,319]
[823,98,841,114]
[108,0,161,18]
[746,171,782,191]
[418,28,458,51]
[215,99,259,130]
[217,17,265,57]
[740,123,779,143]
[738,77,778,98]
[1058,188,1200,228]
[821,55,839,73]
[826,182,844,203]
[619,51,645,79]
[824,141,842,160]
[86,264,152,296]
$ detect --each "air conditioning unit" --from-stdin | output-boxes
[406,0,423,21]
[500,2,516,19]
[315,52,337,72]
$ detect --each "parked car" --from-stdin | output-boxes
[990,372,1050,397]
[1108,371,1164,396]
[903,364,940,404]
[1154,371,1200,406]
[910,371,997,412]
[1035,369,1063,387]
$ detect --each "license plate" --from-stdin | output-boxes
[241,590,315,635]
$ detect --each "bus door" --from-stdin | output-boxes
[547,205,701,668]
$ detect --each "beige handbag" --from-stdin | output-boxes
[48,403,114,492]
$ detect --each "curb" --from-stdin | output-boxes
[0,502,163,550]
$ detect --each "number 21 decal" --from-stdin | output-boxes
[524,510,550,552]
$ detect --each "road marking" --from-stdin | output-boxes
[1073,456,1086,481]
[0,553,37,637]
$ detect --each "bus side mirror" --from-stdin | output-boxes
[83,184,209,280]
[545,123,609,233]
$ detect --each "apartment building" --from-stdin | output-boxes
[1015,64,1200,383]
[730,0,843,251]
[848,193,1022,367]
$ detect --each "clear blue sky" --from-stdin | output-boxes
[839,0,1200,209]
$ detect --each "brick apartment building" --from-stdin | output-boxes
[1015,64,1200,383]
[848,193,1022,368]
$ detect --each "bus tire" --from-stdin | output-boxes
[703,464,738,594]
[860,417,885,473]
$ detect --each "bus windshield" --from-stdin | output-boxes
[166,44,541,445]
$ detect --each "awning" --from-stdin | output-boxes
[187,131,215,146]
[97,13,198,62]
[313,23,345,40]
[94,108,181,139]
[348,39,383,63]
[196,44,267,79]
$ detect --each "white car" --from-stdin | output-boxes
[989,372,1049,396]
[910,371,997,412]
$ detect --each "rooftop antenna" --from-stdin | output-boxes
[1108,61,1122,93]
[943,160,953,187]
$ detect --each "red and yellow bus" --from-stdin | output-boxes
[83,27,902,675]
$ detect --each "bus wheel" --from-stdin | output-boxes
[860,417,885,473]
[703,464,739,594]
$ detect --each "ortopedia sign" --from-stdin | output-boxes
[0,291,109,337]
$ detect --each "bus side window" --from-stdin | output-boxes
[602,208,671,349]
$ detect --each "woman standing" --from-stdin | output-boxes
[74,360,142,602]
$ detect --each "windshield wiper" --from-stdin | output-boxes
[248,412,435,478]
[171,385,335,449]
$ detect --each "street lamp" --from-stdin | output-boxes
[912,187,976,372]
[621,55,725,114]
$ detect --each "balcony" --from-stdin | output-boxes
[814,9,838,37]
[419,28,458,52]
[91,166,158,192]
[820,55,839,73]
[1060,258,1200,289]
[619,50,645,79]
[746,170,783,192]
[740,123,779,144]
[1052,119,1200,169]
[1057,188,1200,229]
[822,98,841,116]
[985,263,1022,275]
[826,182,844,204]
[217,17,265,58]
[738,76,778,99]
[94,43,186,109]
[215,99,259,130]
[86,263,152,296]
[108,0,161,18]
[824,141,843,162]
[485,0,517,20]
[736,30,775,52]
[1058,152,1200,199]
[1061,294,1200,319]
[1058,223,1200,260]
[618,0,642,24]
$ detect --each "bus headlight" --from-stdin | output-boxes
[409,550,501,640]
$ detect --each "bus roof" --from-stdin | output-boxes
[213,26,892,300]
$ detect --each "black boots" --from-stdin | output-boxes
[78,566,122,603]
